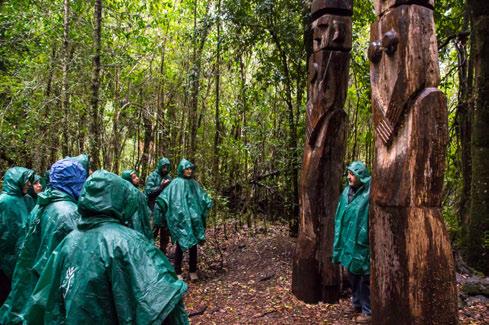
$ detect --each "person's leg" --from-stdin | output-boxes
[174,243,183,275]
[189,245,198,273]
[159,226,169,254]
[359,274,371,315]
[348,271,362,311]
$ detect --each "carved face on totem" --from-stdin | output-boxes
[306,12,351,143]
[368,4,439,145]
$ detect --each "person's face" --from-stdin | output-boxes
[23,181,32,194]
[161,165,168,175]
[131,173,140,186]
[183,168,193,178]
[33,181,43,194]
[347,171,360,187]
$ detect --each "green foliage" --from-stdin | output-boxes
[0,0,468,230]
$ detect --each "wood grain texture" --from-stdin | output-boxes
[292,1,351,304]
[370,3,458,323]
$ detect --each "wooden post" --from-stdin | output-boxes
[292,0,352,304]
[368,1,458,323]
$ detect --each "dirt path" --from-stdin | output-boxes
[176,224,487,324]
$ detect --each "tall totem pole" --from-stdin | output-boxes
[292,0,352,303]
[368,0,458,323]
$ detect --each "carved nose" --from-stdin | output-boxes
[382,30,399,55]
[368,30,399,63]
[368,41,383,63]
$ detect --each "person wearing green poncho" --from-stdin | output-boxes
[145,157,173,253]
[0,167,34,305]
[0,159,87,324]
[332,161,371,323]
[23,170,189,324]
[155,159,212,281]
[24,174,43,213]
[121,169,140,187]
[121,169,153,240]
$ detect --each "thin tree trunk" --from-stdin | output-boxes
[267,26,299,233]
[466,0,489,274]
[89,0,102,169]
[40,45,57,172]
[456,7,473,243]
[112,66,121,173]
[213,0,221,188]
[61,0,71,157]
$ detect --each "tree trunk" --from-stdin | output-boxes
[213,0,221,188]
[111,66,121,173]
[89,0,102,169]
[40,45,57,172]
[466,0,489,275]
[292,0,352,304]
[456,8,473,245]
[187,0,212,161]
[368,2,458,323]
[61,0,71,157]
[267,22,299,234]
[140,99,153,182]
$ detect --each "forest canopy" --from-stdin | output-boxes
[0,0,482,269]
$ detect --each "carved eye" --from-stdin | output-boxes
[332,21,345,43]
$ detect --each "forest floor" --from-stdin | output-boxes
[169,223,488,324]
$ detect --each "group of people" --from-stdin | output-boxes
[0,154,370,324]
[0,155,212,324]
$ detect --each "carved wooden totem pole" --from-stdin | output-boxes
[292,0,352,303]
[368,1,458,323]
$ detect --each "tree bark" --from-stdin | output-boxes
[369,2,458,323]
[188,0,212,160]
[89,0,102,169]
[213,0,221,188]
[466,0,489,275]
[292,0,352,304]
[456,8,473,245]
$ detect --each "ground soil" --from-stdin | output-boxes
[170,223,488,324]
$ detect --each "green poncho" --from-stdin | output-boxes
[121,169,136,183]
[0,167,35,280]
[125,184,153,241]
[24,170,189,324]
[24,175,42,213]
[145,157,172,210]
[155,159,213,251]
[0,189,80,324]
[332,161,371,275]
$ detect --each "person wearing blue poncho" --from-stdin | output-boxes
[332,161,371,323]
[0,158,87,324]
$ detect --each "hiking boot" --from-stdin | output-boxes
[355,314,371,323]
[189,272,199,281]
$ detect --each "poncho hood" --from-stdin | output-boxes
[347,161,371,185]
[2,167,35,196]
[177,159,194,178]
[49,159,87,201]
[65,154,90,174]
[77,170,129,223]
[157,157,171,176]
[121,169,136,182]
